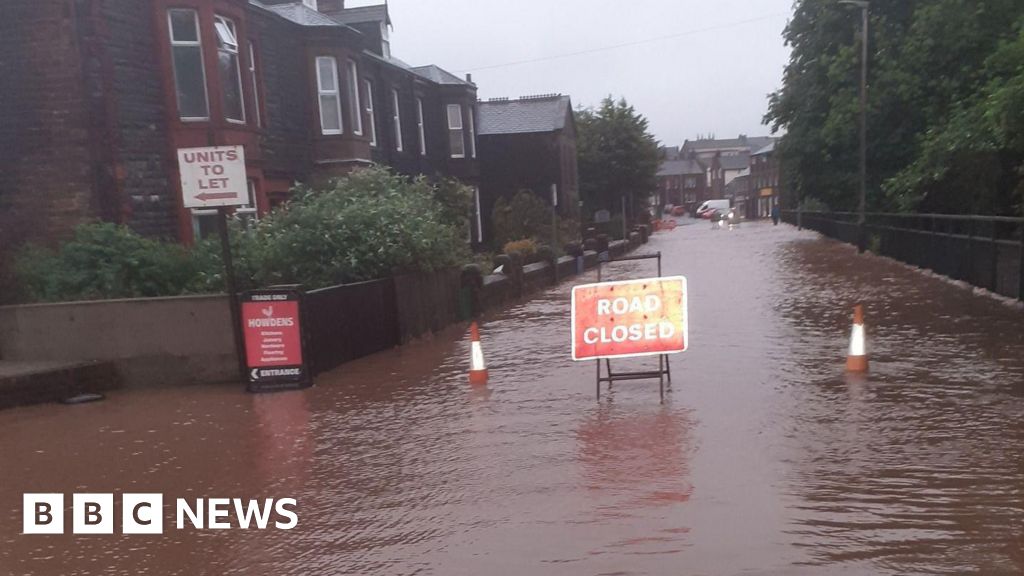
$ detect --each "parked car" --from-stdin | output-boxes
[697,199,731,219]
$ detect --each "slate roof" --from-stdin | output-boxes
[752,141,776,156]
[657,159,705,177]
[718,153,751,171]
[476,95,572,135]
[256,1,345,27]
[330,4,391,26]
[410,65,472,86]
[660,146,680,161]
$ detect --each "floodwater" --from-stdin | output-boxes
[1,220,1023,575]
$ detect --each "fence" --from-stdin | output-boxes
[783,210,1024,300]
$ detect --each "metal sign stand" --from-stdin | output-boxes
[595,252,673,401]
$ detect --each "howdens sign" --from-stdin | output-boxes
[571,276,688,361]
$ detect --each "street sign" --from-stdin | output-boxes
[242,289,311,392]
[177,145,248,209]
[571,276,688,361]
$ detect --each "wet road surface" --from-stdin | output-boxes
[1,220,1022,575]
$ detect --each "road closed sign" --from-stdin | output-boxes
[571,276,688,361]
[242,289,310,391]
[177,145,248,209]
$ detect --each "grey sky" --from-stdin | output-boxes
[348,0,793,147]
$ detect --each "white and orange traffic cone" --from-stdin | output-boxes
[469,322,489,385]
[846,304,869,373]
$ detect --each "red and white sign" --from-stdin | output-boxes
[571,276,688,361]
[177,145,248,209]
[243,296,303,373]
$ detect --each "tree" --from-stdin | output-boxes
[766,0,1024,215]
[576,97,660,222]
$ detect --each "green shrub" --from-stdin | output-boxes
[492,190,554,247]
[15,223,198,302]
[247,167,471,288]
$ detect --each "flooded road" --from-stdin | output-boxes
[1,220,1023,575]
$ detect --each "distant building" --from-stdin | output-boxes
[656,159,708,213]
[680,135,776,198]
[476,94,579,245]
[749,141,782,218]
[724,169,751,217]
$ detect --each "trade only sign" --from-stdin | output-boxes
[571,276,688,361]
[177,145,248,209]
[242,289,310,391]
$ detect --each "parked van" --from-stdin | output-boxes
[697,199,731,219]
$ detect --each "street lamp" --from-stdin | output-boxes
[840,0,868,253]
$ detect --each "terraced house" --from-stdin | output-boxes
[0,0,483,251]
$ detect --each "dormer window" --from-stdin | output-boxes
[302,0,318,10]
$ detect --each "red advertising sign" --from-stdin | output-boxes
[241,290,309,390]
[571,276,688,361]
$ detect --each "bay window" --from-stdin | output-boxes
[467,106,476,158]
[248,43,262,127]
[447,104,465,158]
[214,15,245,123]
[316,56,343,135]
[168,9,209,120]
[392,89,403,151]
[416,98,426,156]
[346,60,362,135]
[364,79,377,146]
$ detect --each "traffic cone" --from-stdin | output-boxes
[846,304,869,373]
[469,322,489,385]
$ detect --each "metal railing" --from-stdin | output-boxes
[782,210,1024,300]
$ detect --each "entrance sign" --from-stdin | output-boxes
[177,145,248,208]
[242,289,311,392]
[572,276,688,361]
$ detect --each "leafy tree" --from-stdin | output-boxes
[766,0,1024,215]
[576,97,660,222]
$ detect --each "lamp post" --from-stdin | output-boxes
[841,0,869,253]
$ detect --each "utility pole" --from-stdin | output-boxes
[841,0,870,253]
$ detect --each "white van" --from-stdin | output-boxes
[696,199,731,219]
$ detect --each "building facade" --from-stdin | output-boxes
[0,0,482,252]
[655,159,707,214]
[476,95,579,245]
[749,141,782,218]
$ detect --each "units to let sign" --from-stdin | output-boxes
[177,145,248,209]
[241,290,309,390]
[571,276,688,361]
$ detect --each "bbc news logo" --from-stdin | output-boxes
[23,494,298,535]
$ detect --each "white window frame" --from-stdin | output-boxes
[316,56,343,135]
[364,79,377,147]
[248,43,261,127]
[167,9,209,121]
[214,15,246,124]
[473,186,483,242]
[346,60,362,135]
[392,89,403,152]
[192,180,259,241]
[447,104,464,159]
[416,98,426,156]
[302,0,318,10]
[467,106,476,158]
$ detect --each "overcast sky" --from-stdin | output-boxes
[348,0,793,147]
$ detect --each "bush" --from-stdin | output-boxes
[502,238,538,263]
[492,190,554,247]
[15,167,475,302]
[16,223,199,302]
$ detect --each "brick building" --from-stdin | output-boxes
[0,0,483,255]
[655,159,707,214]
[476,94,579,245]
[749,141,782,218]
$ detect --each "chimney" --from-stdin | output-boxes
[465,73,473,84]
[318,0,345,12]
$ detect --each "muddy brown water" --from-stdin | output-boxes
[1,221,1022,575]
